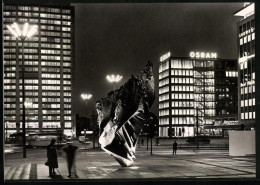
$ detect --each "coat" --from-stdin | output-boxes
[173,143,178,150]
[47,144,58,168]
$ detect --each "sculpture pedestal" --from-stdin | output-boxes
[229,130,255,156]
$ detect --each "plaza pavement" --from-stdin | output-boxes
[4,145,256,181]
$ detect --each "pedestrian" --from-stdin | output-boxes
[156,138,159,146]
[141,138,144,146]
[63,144,78,178]
[173,141,178,155]
[47,139,59,177]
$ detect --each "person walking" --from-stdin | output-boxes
[173,141,178,155]
[47,139,59,177]
[63,144,78,178]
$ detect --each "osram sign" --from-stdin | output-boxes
[189,52,217,59]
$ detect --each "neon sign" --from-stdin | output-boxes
[189,52,217,59]
[160,52,171,62]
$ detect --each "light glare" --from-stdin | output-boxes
[106,74,123,83]
[22,23,29,37]
[26,25,38,38]
[7,22,38,39]
[24,101,33,108]
[7,25,19,38]
[81,93,92,100]
[13,23,22,36]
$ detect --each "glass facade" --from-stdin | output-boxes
[194,60,215,127]
[159,56,238,137]
[235,3,255,127]
[3,4,75,137]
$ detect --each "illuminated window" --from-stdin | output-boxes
[65,122,72,128]
[245,113,248,119]
[159,93,169,101]
[43,122,61,128]
[245,87,248,94]
[159,61,169,73]
[248,34,251,42]
[240,38,243,45]
[244,36,247,44]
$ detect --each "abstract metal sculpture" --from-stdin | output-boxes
[96,62,155,167]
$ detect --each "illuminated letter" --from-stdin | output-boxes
[211,53,217,58]
[200,52,205,58]
[190,52,195,58]
[196,52,200,58]
[206,53,210,58]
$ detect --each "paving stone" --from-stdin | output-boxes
[5,165,17,180]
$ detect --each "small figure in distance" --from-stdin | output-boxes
[63,144,78,178]
[156,138,159,146]
[173,141,178,155]
[47,139,59,177]
[141,138,144,146]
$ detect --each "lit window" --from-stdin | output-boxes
[243,36,247,44]
[240,38,243,45]
[252,33,255,40]
[245,87,248,94]
[245,113,248,119]
[65,122,72,128]
[248,35,251,42]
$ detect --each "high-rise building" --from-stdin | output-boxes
[159,51,238,137]
[234,3,255,129]
[3,4,75,136]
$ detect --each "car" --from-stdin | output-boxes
[186,137,210,144]
[79,136,90,143]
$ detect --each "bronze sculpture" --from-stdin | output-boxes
[96,62,155,167]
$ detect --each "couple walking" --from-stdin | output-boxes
[47,139,78,178]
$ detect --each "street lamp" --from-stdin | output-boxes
[25,100,33,131]
[81,93,92,117]
[7,22,38,158]
[24,101,33,108]
[106,74,123,90]
[81,93,92,150]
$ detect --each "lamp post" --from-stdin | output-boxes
[24,100,33,135]
[7,22,38,158]
[106,74,123,90]
[5,121,9,141]
[81,93,92,150]
[81,93,92,117]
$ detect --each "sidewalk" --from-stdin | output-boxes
[4,147,256,180]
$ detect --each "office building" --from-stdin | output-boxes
[3,4,75,136]
[159,51,238,137]
[234,3,255,129]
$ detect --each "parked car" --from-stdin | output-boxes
[78,136,86,143]
[186,137,210,144]
[78,136,90,144]
[66,136,73,144]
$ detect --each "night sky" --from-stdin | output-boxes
[73,3,243,117]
